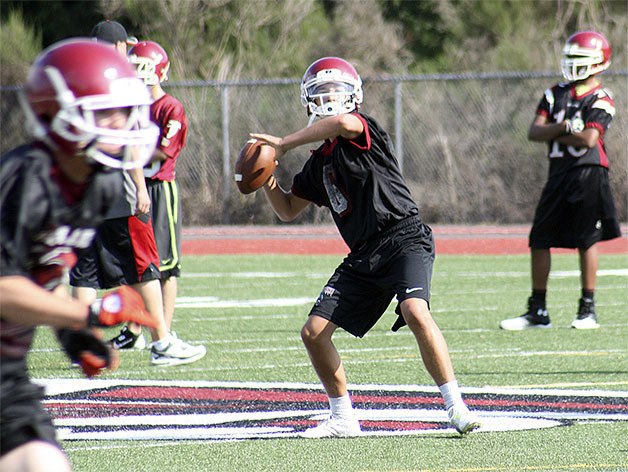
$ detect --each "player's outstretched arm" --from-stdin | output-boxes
[0,276,157,330]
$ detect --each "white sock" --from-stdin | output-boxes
[329,394,354,419]
[439,380,465,410]
[153,333,173,351]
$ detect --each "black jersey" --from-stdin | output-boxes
[292,113,419,251]
[536,82,615,177]
[0,143,121,360]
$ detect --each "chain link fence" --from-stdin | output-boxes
[2,71,626,227]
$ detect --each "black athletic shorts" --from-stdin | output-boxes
[70,214,161,289]
[310,216,435,337]
[529,166,621,250]
[1,358,60,456]
[146,179,182,279]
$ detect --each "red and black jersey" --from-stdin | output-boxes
[292,113,420,251]
[536,82,615,177]
[145,93,188,181]
[0,143,121,360]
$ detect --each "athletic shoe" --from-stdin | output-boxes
[448,406,481,435]
[571,298,599,330]
[499,297,552,330]
[299,415,361,438]
[150,336,206,366]
[109,326,147,350]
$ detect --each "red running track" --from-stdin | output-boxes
[182,225,628,255]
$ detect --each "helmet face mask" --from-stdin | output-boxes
[561,31,611,82]
[22,39,159,170]
[300,57,363,125]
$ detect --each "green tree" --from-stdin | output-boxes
[0,9,41,85]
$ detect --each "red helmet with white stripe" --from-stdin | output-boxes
[561,31,611,82]
[22,39,158,169]
[300,57,363,125]
[128,40,170,86]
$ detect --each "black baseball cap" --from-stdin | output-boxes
[90,20,138,45]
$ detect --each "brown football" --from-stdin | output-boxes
[234,139,277,194]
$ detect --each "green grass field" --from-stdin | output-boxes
[30,253,628,472]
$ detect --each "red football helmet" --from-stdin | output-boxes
[300,57,363,125]
[22,38,158,169]
[128,41,170,86]
[561,31,611,82]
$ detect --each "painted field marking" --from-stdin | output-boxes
[38,379,627,442]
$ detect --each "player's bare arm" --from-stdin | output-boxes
[528,115,567,142]
[129,167,151,215]
[1,275,157,330]
[262,175,310,222]
[555,128,600,148]
[0,276,98,330]
[251,114,364,157]
[529,115,600,148]
[153,148,170,163]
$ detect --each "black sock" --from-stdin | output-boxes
[531,290,546,305]
[582,289,594,301]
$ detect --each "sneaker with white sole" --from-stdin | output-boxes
[448,406,481,435]
[299,415,361,438]
[500,297,552,330]
[109,326,147,350]
[571,298,599,329]
[150,336,206,366]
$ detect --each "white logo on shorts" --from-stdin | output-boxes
[405,287,423,294]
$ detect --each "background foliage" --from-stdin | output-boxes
[1,0,626,83]
[1,1,626,226]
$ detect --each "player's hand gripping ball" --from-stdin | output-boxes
[234,139,277,194]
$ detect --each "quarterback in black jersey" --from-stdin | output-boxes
[500,31,621,332]
[251,57,480,438]
[0,40,159,471]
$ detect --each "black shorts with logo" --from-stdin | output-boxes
[146,179,182,279]
[529,166,621,250]
[310,216,435,337]
[70,214,161,289]
[1,358,59,456]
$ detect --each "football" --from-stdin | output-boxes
[234,139,277,194]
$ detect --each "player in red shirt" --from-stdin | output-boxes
[71,26,205,366]
[128,40,189,332]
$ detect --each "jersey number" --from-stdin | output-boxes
[549,110,587,159]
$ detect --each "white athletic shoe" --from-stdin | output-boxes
[571,298,600,330]
[571,314,600,330]
[150,336,206,366]
[500,298,552,331]
[500,315,552,330]
[299,415,361,438]
[448,406,481,435]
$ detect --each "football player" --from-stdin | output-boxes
[0,39,159,471]
[500,31,621,331]
[117,40,191,343]
[250,57,481,437]
[70,25,205,366]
